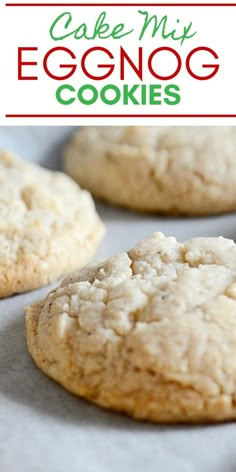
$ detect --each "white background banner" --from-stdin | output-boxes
[0,1,236,125]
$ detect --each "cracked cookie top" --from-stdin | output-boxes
[64,126,236,214]
[0,151,104,297]
[26,232,236,422]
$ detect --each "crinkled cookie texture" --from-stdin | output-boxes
[0,151,104,297]
[64,126,236,215]
[26,232,236,423]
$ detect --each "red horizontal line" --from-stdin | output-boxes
[5,114,236,118]
[5,3,236,6]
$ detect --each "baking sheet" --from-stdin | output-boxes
[1,127,236,472]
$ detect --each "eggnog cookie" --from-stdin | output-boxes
[0,151,104,297]
[26,232,236,423]
[64,126,236,215]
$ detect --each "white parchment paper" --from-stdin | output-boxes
[1,127,236,472]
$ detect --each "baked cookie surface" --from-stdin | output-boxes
[64,126,236,215]
[0,151,104,297]
[26,232,236,423]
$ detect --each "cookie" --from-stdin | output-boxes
[0,151,104,297]
[64,126,236,215]
[25,232,236,423]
